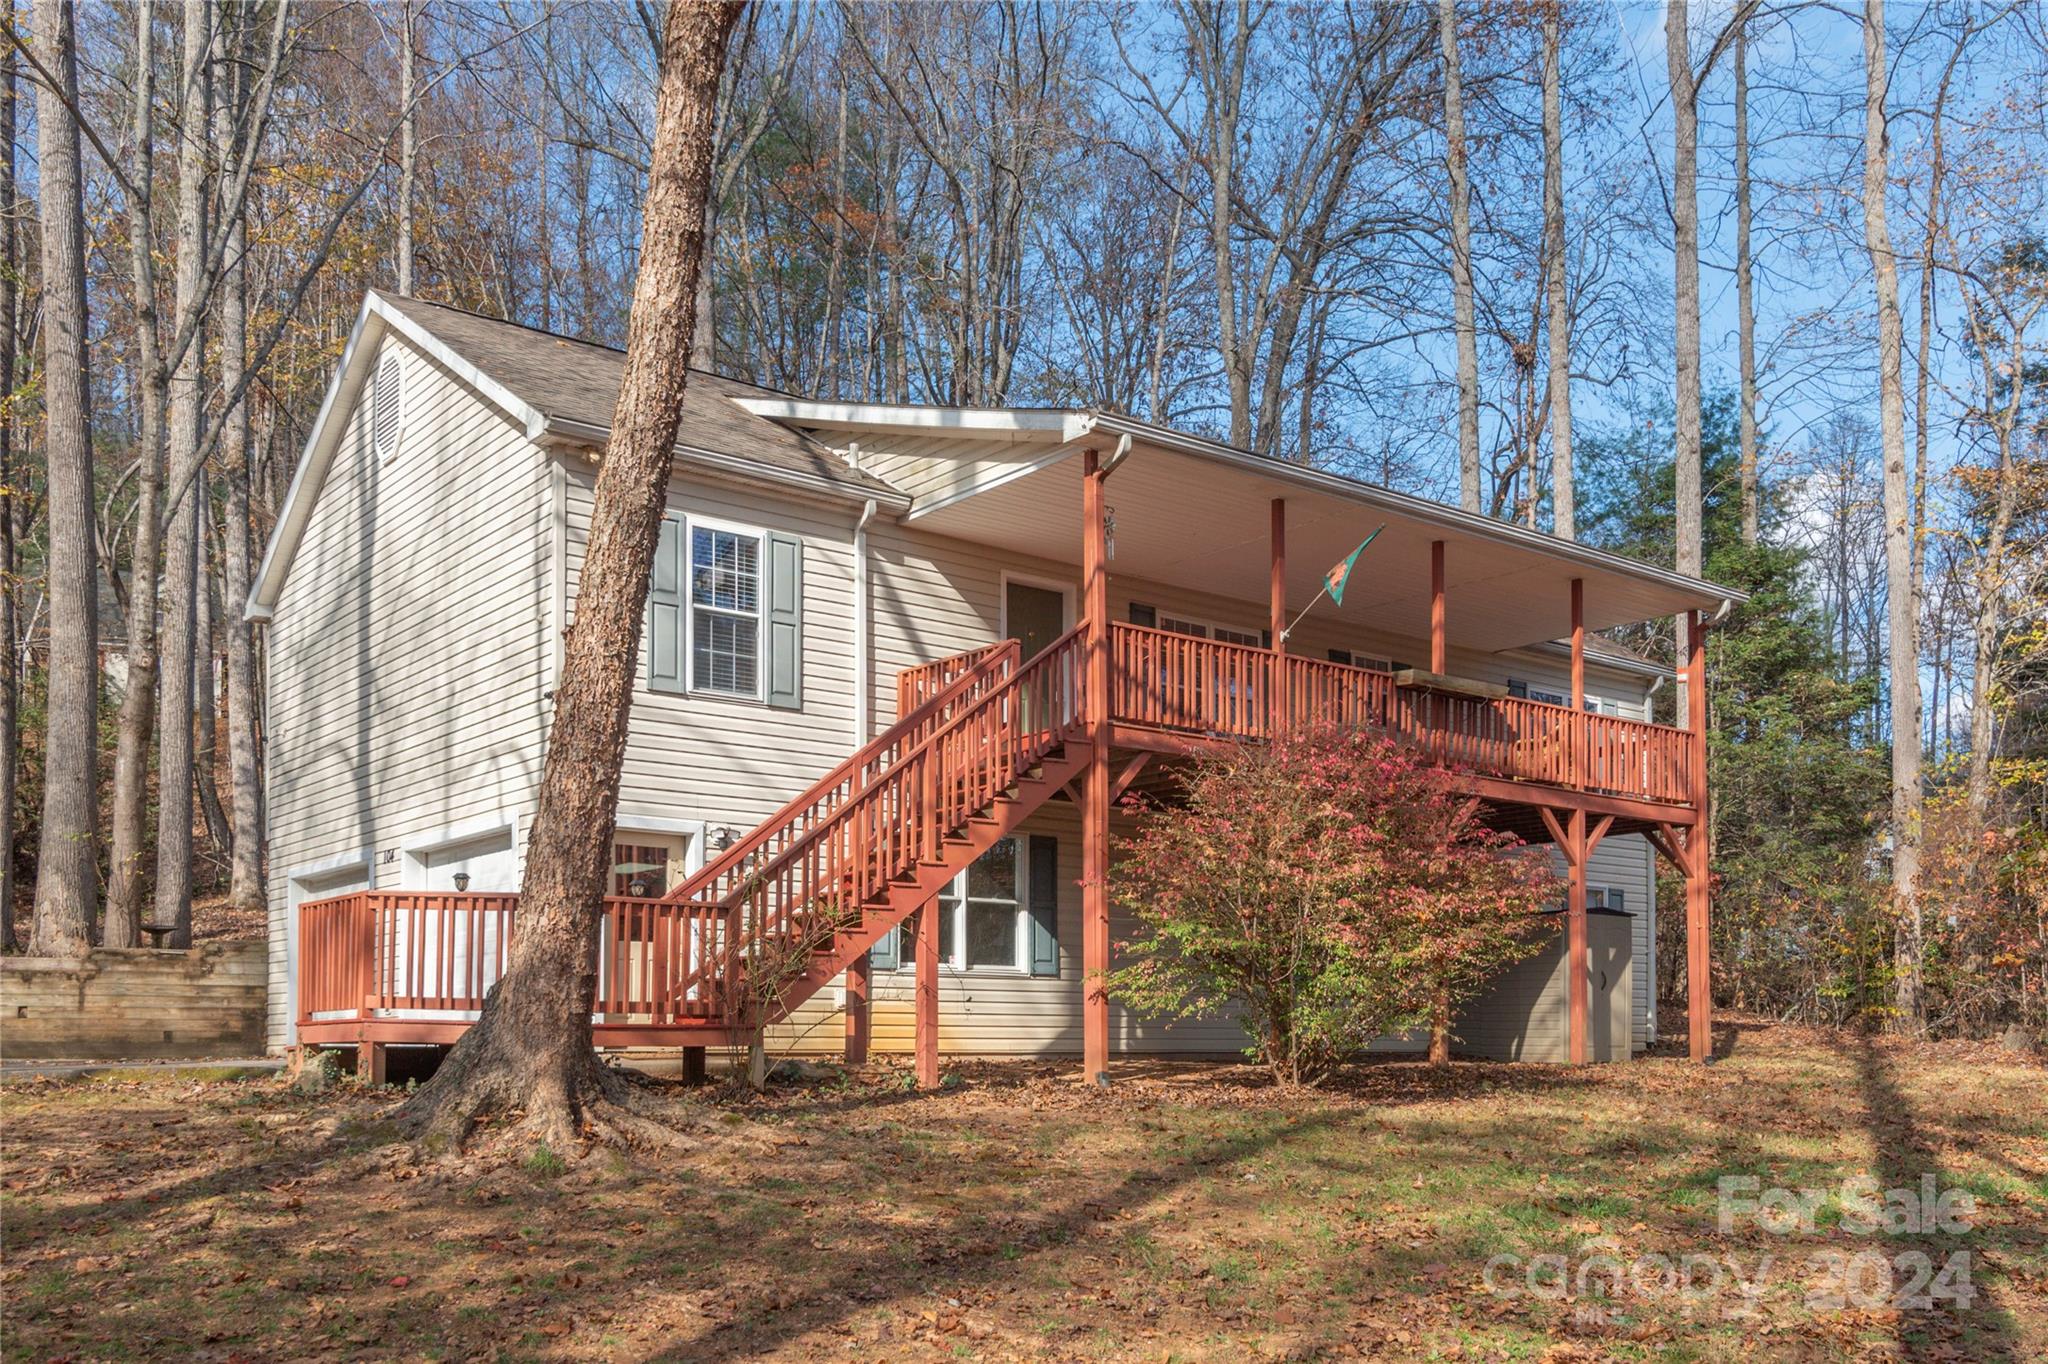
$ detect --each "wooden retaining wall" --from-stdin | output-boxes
[1,943,268,1060]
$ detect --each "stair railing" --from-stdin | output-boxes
[664,639,1023,914]
[699,623,1089,1019]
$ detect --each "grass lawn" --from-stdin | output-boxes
[3,1019,2043,1361]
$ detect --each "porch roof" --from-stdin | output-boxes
[740,402,1745,654]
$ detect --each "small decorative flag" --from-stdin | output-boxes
[1323,526,1383,607]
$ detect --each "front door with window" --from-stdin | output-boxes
[1005,581,1067,663]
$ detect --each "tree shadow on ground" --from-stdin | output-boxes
[1850,1033,2021,1361]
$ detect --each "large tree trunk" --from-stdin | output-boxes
[1734,17,1759,547]
[1540,0,1572,539]
[1861,0,1925,1031]
[28,0,99,958]
[1668,2,1703,718]
[219,89,266,922]
[1439,0,1479,512]
[0,33,17,954]
[153,0,215,949]
[195,477,231,857]
[399,0,745,1153]
[105,0,164,949]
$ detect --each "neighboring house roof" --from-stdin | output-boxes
[248,292,905,621]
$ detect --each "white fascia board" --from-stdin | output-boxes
[731,397,1090,443]
[1087,413,1748,609]
[244,293,548,622]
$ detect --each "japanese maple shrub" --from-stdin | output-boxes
[1106,728,1561,1085]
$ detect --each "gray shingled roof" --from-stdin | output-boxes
[373,292,901,500]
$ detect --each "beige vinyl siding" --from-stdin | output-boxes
[264,337,552,1049]
[559,463,865,831]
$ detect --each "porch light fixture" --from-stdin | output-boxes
[710,826,740,851]
[628,875,651,898]
[453,872,471,892]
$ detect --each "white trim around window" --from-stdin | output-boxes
[684,512,767,702]
[884,836,1031,975]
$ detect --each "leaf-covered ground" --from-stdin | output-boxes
[3,1020,2043,1361]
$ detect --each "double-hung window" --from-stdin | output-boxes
[648,513,803,708]
[690,525,762,697]
[874,836,1059,977]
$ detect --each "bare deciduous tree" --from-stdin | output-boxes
[28,0,98,958]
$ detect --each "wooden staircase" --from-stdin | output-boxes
[659,624,1093,1032]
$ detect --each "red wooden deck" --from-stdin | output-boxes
[296,627,1704,1060]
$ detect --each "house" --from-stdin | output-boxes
[251,292,1739,1082]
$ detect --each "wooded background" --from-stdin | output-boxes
[4,0,2043,1041]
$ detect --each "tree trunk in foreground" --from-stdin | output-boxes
[0,34,17,954]
[1734,17,1759,547]
[1667,1,1702,720]
[153,0,215,949]
[400,0,745,1153]
[1540,0,1572,540]
[1438,0,1479,513]
[105,0,164,948]
[1860,0,1925,1032]
[29,0,99,958]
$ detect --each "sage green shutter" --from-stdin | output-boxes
[868,924,900,971]
[648,515,685,692]
[1027,836,1059,977]
[766,531,802,709]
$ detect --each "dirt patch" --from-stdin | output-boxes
[3,1021,2043,1360]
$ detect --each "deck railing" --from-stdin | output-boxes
[297,891,731,1027]
[1109,622,1693,805]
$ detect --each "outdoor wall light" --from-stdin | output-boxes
[710,826,740,851]
[628,875,651,897]
[453,872,471,892]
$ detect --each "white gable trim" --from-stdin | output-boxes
[245,293,545,622]
[732,397,1092,444]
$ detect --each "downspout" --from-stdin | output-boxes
[854,497,878,745]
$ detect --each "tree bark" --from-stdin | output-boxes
[1734,16,1759,547]
[153,0,215,948]
[1540,0,1572,540]
[28,0,99,958]
[1860,0,1925,1031]
[105,0,164,949]
[1439,0,1480,512]
[398,0,417,294]
[218,55,266,921]
[0,32,17,953]
[1668,1,1702,718]
[195,476,231,857]
[399,0,745,1153]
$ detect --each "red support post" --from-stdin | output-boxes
[1431,540,1447,674]
[1684,609,1712,1062]
[1082,449,1112,1085]
[1566,807,1589,1065]
[844,949,871,1065]
[1570,577,1585,789]
[914,899,939,1089]
[1270,498,1287,736]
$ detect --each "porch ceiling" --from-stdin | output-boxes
[905,436,1740,654]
